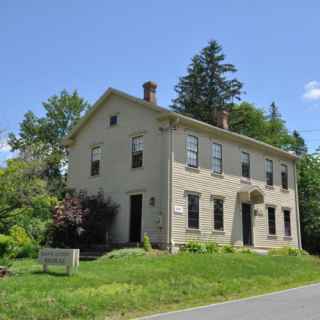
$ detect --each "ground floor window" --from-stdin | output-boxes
[267,207,276,235]
[213,198,224,231]
[188,194,199,229]
[284,210,291,237]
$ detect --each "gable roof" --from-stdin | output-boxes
[63,87,298,161]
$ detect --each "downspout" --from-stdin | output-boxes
[167,121,173,248]
[294,160,302,249]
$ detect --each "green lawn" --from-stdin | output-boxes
[1,253,320,320]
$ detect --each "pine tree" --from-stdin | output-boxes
[292,130,308,155]
[171,40,243,125]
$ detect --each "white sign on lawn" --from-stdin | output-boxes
[39,248,80,275]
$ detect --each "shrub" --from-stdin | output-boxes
[237,247,255,254]
[268,247,309,256]
[9,225,32,247]
[182,241,207,254]
[16,242,39,259]
[51,191,119,247]
[221,245,236,253]
[104,248,146,259]
[205,241,220,254]
[0,256,12,268]
[143,233,152,252]
[0,234,15,258]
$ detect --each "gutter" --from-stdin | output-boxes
[293,160,302,249]
[168,122,174,248]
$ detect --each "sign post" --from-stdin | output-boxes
[39,248,80,275]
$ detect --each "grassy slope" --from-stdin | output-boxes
[1,254,320,320]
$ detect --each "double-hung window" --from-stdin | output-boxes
[132,136,144,168]
[186,135,198,168]
[91,146,101,176]
[267,207,276,235]
[266,159,274,186]
[212,143,223,174]
[281,164,288,190]
[283,210,291,237]
[188,194,199,229]
[241,152,250,178]
[213,198,224,231]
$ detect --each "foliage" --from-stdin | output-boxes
[9,225,32,247]
[50,191,119,247]
[298,152,320,253]
[8,90,91,196]
[0,256,12,268]
[236,247,255,254]
[171,40,243,125]
[268,247,309,256]
[104,248,146,259]
[221,244,236,253]
[0,235,15,258]
[182,241,220,254]
[143,233,152,252]
[15,242,39,259]
[1,255,320,319]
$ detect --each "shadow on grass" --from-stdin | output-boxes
[32,270,71,277]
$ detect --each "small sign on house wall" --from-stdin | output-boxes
[39,248,80,275]
[174,205,184,214]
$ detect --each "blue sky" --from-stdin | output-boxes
[1,1,320,163]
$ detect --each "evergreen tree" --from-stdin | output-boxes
[291,130,308,156]
[171,40,243,125]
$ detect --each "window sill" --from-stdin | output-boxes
[265,185,274,190]
[186,228,201,233]
[283,236,293,241]
[281,188,290,193]
[211,172,224,178]
[89,174,101,179]
[185,166,200,173]
[131,166,144,171]
[267,234,277,240]
[212,230,225,235]
[240,178,252,185]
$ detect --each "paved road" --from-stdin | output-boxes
[141,283,320,320]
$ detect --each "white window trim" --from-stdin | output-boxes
[211,195,225,232]
[211,142,223,175]
[185,191,201,231]
[266,205,277,237]
[185,134,199,169]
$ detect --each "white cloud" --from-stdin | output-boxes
[303,81,320,101]
[0,138,11,153]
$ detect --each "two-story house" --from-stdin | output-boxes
[63,81,301,251]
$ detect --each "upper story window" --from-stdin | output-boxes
[283,209,291,237]
[281,164,288,190]
[241,152,251,178]
[187,194,199,229]
[109,115,118,127]
[186,135,199,168]
[266,159,274,186]
[213,198,224,231]
[91,146,101,176]
[132,136,144,168]
[212,143,223,174]
[267,207,276,235]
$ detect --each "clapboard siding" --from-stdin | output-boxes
[171,127,299,249]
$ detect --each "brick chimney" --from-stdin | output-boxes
[216,110,229,130]
[143,81,157,104]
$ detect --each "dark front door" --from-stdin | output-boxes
[242,203,253,246]
[129,194,143,243]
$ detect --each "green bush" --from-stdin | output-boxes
[0,256,13,268]
[104,248,146,259]
[0,235,15,258]
[221,245,236,253]
[9,225,32,247]
[143,233,152,252]
[237,247,255,254]
[268,247,309,256]
[16,242,39,259]
[182,241,220,254]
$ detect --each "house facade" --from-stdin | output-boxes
[64,81,301,250]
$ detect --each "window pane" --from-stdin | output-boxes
[91,147,101,176]
[266,159,274,186]
[281,164,288,190]
[268,207,276,235]
[212,143,222,174]
[214,199,224,230]
[132,136,144,168]
[284,210,291,237]
[187,135,198,168]
[241,152,250,178]
[188,194,199,229]
[110,115,118,126]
